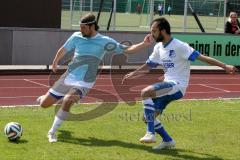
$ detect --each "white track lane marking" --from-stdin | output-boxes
[23,79,50,88]
[0,75,239,107]
[0,75,239,81]
[1,84,240,89]
[0,96,38,99]
[0,79,48,80]
[0,87,47,89]
[199,84,231,92]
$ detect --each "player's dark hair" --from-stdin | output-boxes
[151,17,171,34]
[80,13,100,31]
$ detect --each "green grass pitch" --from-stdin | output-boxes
[0,100,240,160]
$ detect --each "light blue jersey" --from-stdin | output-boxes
[62,32,127,88]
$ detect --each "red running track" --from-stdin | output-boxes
[0,73,239,106]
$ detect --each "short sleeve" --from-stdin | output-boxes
[179,42,200,62]
[146,45,161,68]
[63,32,77,52]
[105,37,127,55]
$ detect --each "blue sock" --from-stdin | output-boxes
[154,119,173,142]
[143,99,155,134]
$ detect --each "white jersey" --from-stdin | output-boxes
[146,38,200,94]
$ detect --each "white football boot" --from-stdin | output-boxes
[152,140,175,150]
[139,132,156,143]
[36,95,45,104]
[47,132,57,143]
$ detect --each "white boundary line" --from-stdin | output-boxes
[0,90,240,99]
[1,97,240,108]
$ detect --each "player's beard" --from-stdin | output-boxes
[82,33,91,38]
[82,30,92,38]
[155,33,164,42]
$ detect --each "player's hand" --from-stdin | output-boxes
[52,63,58,73]
[235,29,240,34]
[122,72,135,84]
[143,34,154,46]
[224,65,238,74]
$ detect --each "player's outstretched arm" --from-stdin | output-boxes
[124,34,154,54]
[197,54,238,74]
[52,47,67,73]
[122,64,151,84]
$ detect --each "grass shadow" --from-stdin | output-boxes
[8,139,28,144]
[58,130,224,160]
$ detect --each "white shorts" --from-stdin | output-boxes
[49,72,90,99]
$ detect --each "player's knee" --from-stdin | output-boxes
[62,95,78,106]
[38,95,56,108]
[141,88,155,98]
[62,97,72,107]
[39,101,51,108]
[140,89,147,97]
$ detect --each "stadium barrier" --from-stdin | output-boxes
[0,27,239,68]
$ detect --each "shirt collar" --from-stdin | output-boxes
[163,38,174,48]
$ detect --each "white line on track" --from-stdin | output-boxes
[0,96,38,99]
[0,76,239,81]
[0,87,47,89]
[23,79,49,88]
[190,84,240,85]
[199,84,231,92]
[0,84,240,89]
[187,91,240,93]
[0,79,48,80]
[190,77,240,80]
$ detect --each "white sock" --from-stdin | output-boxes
[48,109,69,134]
[48,116,63,134]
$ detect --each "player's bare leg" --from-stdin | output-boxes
[38,92,60,108]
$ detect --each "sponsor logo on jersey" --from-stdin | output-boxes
[169,50,176,59]
[163,60,174,68]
